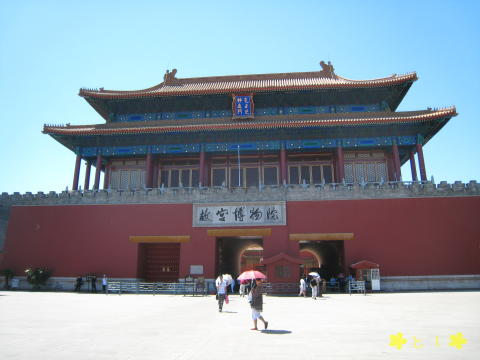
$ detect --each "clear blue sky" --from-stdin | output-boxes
[1,0,479,193]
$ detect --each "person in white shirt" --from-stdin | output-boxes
[215,275,227,312]
[102,275,108,293]
[299,278,307,297]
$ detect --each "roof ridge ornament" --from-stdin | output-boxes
[319,60,336,78]
[163,68,178,85]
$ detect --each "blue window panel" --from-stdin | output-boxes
[129,115,144,121]
[228,143,255,151]
[397,136,416,145]
[211,110,231,118]
[151,145,166,154]
[302,140,321,149]
[358,139,376,145]
[316,106,330,113]
[162,112,175,120]
[299,106,315,114]
[351,106,366,112]
[175,113,193,119]
[81,147,98,157]
[166,145,185,153]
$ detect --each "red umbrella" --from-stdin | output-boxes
[237,270,267,281]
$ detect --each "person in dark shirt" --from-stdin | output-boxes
[248,280,268,330]
[91,275,97,293]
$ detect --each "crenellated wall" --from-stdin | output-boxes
[1,180,479,209]
[1,181,478,251]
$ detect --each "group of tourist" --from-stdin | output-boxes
[299,273,353,297]
[74,274,108,293]
[215,275,268,331]
[299,275,322,299]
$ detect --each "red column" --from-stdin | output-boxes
[152,157,159,188]
[93,153,102,190]
[72,155,81,190]
[416,143,427,181]
[280,146,287,185]
[145,152,153,188]
[392,142,401,181]
[386,153,395,181]
[103,160,111,190]
[336,145,345,182]
[409,150,418,182]
[84,162,91,190]
[205,157,211,186]
[199,148,205,186]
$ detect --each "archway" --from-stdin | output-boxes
[299,248,321,277]
[216,237,263,278]
[299,241,344,279]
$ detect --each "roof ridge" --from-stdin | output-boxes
[78,63,417,98]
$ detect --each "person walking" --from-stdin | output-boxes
[102,274,108,293]
[74,276,83,292]
[215,275,228,312]
[239,280,246,297]
[299,277,307,297]
[310,276,318,300]
[248,280,268,330]
[91,275,97,293]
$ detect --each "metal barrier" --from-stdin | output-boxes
[106,280,207,295]
[263,282,299,294]
[348,280,366,295]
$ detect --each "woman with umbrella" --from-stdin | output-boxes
[238,270,269,330]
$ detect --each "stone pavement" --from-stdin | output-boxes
[0,290,479,360]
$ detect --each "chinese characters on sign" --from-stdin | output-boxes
[193,202,285,227]
[232,95,254,119]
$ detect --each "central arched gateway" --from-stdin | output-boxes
[216,237,263,277]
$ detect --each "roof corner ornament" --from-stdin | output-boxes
[319,60,336,78]
[163,69,178,85]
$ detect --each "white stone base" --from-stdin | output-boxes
[380,274,480,291]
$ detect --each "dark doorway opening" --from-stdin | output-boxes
[138,243,180,282]
[299,241,345,279]
[216,237,263,278]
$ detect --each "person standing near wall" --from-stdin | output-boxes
[102,275,108,293]
[91,275,97,293]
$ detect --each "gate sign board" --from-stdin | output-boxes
[232,95,254,119]
[193,201,285,227]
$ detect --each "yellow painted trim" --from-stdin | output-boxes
[289,233,354,241]
[207,228,272,237]
[129,235,190,243]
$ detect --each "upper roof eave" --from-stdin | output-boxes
[78,71,418,100]
[43,107,456,137]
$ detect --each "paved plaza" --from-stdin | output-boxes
[0,290,479,359]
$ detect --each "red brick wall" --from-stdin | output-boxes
[287,197,480,276]
[2,196,479,279]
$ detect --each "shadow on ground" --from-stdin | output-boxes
[260,330,292,335]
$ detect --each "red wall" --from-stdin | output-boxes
[287,197,480,276]
[2,196,479,279]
